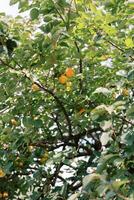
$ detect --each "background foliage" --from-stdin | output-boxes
[0,0,134,199]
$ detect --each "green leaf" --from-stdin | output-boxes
[0,45,4,53]
[112,101,126,111]
[93,87,111,96]
[110,180,129,191]
[83,173,102,189]
[40,23,52,33]
[60,182,68,197]
[127,69,134,80]
[10,0,18,5]
[18,0,29,12]
[91,105,112,121]
[96,184,109,197]
[97,154,119,173]
[89,2,97,13]
[126,104,134,119]
[67,193,80,200]
[116,70,127,77]
[44,16,52,22]
[33,119,43,128]
[30,8,39,20]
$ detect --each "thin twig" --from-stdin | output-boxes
[51,113,64,138]
[0,57,16,70]
[51,0,66,25]
[116,192,129,200]
[121,116,134,126]
[74,40,83,93]
[67,0,73,30]
[106,40,134,61]
[51,162,63,186]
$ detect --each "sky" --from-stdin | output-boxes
[0,0,18,16]
[0,0,133,17]
[0,0,28,17]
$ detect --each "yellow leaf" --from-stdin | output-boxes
[11,119,18,126]
[66,81,72,91]
[40,151,49,164]
[89,2,97,13]
[31,83,40,92]
[122,88,129,96]
[125,37,134,48]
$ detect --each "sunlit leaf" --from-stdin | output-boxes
[125,37,134,48]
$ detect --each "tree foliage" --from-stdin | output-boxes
[0,0,134,199]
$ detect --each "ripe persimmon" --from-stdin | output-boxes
[3,192,9,198]
[59,75,68,84]
[0,169,5,178]
[65,68,75,78]
[78,108,86,115]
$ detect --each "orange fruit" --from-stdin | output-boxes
[3,192,9,198]
[0,169,5,178]
[59,75,68,84]
[65,68,75,78]
[31,83,40,92]
[78,108,86,115]
[11,119,17,126]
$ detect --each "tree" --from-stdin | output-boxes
[0,0,134,199]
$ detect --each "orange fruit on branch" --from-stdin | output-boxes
[65,68,75,78]
[78,108,86,115]
[59,75,68,84]
[3,192,9,198]
[0,169,5,178]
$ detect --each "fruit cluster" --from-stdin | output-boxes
[59,68,75,91]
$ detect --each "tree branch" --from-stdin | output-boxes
[0,57,16,70]
[106,40,134,61]
[51,0,66,26]
[51,113,64,139]
[74,40,83,93]
[51,162,63,186]
[34,81,73,136]
[121,116,134,126]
